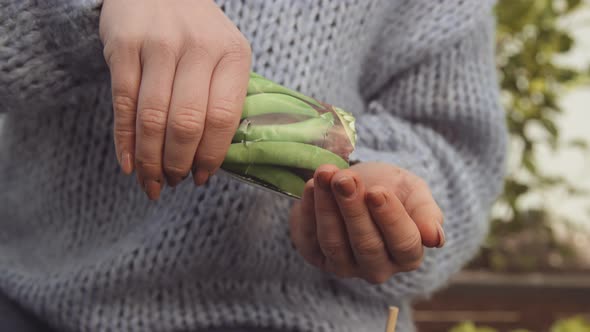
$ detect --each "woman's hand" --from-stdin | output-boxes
[99,0,252,199]
[289,162,445,284]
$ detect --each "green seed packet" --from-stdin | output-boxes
[222,72,357,199]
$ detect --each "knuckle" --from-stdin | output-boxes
[319,239,347,260]
[138,107,168,137]
[112,94,137,114]
[145,37,179,59]
[378,212,403,231]
[391,234,422,259]
[103,36,139,64]
[135,158,161,175]
[353,236,385,258]
[396,172,421,204]
[169,108,205,142]
[406,201,434,220]
[110,35,140,49]
[184,40,214,59]
[196,152,223,171]
[315,207,335,221]
[113,126,135,141]
[207,99,239,131]
[224,35,252,60]
[163,164,189,178]
[343,207,367,222]
[411,177,429,191]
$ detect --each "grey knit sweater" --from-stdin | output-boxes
[0,1,507,331]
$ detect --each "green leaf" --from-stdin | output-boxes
[555,68,579,82]
[567,139,588,149]
[540,117,559,138]
[566,185,590,196]
[522,154,538,174]
[504,179,530,196]
[557,33,574,53]
[565,0,583,12]
[538,175,565,186]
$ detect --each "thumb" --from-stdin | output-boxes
[403,180,445,248]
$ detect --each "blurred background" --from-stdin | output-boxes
[413,0,590,331]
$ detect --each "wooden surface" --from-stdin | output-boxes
[413,271,590,332]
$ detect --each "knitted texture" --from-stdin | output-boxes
[0,1,507,331]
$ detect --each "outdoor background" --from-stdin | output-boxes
[414,0,590,331]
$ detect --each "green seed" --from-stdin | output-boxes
[233,112,334,143]
[241,93,319,119]
[221,163,305,197]
[224,141,349,170]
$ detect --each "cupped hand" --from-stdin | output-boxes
[100,0,252,199]
[289,162,445,284]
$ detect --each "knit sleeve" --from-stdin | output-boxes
[349,3,507,299]
[0,0,106,111]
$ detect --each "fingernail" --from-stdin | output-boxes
[436,223,446,248]
[167,177,181,188]
[144,180,161,201]
[195,169,209,186]
[120,151,133,175]
[166,174,186,188]
[335,177,356,197]
[316,171,333,190]
[366,191,386,207]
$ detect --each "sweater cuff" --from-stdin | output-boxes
[42,0,104,59]
[1,0,107,107]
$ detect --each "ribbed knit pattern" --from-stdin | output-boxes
[0,1,506,331]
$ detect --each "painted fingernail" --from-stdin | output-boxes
[335,177,356,197]
[144,180,161,201]
[316,171,333,190]
[166,176,182,188]
[166,173,188,188]
[366,191,386,207]
[120,151,133,175]
[195,169,209,186]
[436,223,446,248]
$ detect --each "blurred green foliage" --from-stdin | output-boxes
[470,0,590,272]
[450,316,590,332]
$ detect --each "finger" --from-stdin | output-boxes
[106,46,141,175]
[289,180,325,268]
[331,170,394,282]
[135,43,177,200]
[163,50,215,187]
[193,44,251,185]
[404,179,445,248]
[366,186,424,271]
[314,165,356,277]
